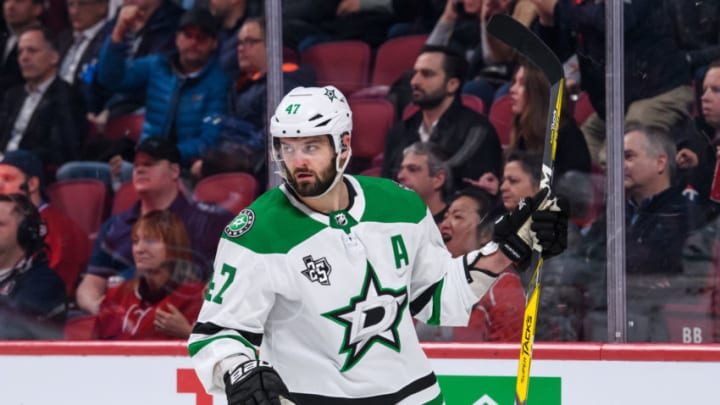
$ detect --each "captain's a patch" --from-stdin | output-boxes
[224,209,255,238]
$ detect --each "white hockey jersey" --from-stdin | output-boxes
[189,175,492,404]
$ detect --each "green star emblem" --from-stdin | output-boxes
[322,263,408,371]
[224,209,255,238]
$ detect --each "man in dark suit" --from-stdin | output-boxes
[0,0,43,96]
[0,25,85,181]
[57,0,110,103]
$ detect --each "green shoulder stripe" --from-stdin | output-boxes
[221,188,325,254]
[355,176,427,224]
[188,334,258,358]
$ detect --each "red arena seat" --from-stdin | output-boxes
[192,172,260,215]
[301,40,371,95]
[47,179,108,237]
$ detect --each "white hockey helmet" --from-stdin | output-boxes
[270,86,353,195]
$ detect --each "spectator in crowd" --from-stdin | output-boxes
[0,150,91,298]
[98,6,227,166]
[623,126,690,276]
[666,0,720,100]
[440,186,525,342]
[532,0,694,167]
[701,61,720,143]
[0,193,66,340]
[86,0,183,121]
[57,0,126,177]
[668,60,720,223]
[57,0,110,97]
[96,210,205,339]
[0,25,85,181]
[58,7,229,186]
[427,0,537,107]
[282,0,397,51]
[499,150,587,340]
[385,0,443,38]
[698,62,720,211]
[582,125,692,341]
[0,0,43,95]
[382,44,502,195]
[75,137,233,315]
[191,16,314,186]
[439,186,496,257]
[209,0,251,76]
[500,150,541,212]
[396,141,450,224]
[507,58,591,178]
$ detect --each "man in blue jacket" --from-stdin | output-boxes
[96,6,229,167]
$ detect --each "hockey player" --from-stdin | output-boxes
[189,85,568,404]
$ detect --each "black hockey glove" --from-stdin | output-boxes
[493,188,569,267]
[530,203,569,258]
[224,360,290,405]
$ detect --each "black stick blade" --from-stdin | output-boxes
[487,14,564,84]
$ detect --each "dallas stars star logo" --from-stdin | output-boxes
[322,263,407,371]
[324,87,338,102]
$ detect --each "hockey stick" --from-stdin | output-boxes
[486,14,564,405]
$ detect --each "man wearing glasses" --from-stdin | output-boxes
[191,17,315,186]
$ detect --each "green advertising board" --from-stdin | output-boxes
[437,375,561,405]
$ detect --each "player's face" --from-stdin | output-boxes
[132,153,180,194]
[509,66,527,114]
[0,165,27,194]
[410,52,451,109]
[279,136,338,197]
[439,196,482,257]
[501,161,538,211]
[397,152,440,199]
[702,67,720,128]
[623,130,662,197]
[132,227,170,289]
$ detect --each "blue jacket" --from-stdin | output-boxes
[86,0,183,115]
[96,41,229,164]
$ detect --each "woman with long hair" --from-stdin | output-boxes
[508,59,592,178]
[96,210,205,340]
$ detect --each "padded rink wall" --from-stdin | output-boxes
[1,341,718,404]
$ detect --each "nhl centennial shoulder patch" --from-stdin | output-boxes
[224,209,255,238]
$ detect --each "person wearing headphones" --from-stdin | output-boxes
[0,150,91,299]
[188,85,569,404]
[0,192,67,339]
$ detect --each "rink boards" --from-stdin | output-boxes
[0,342,718,404]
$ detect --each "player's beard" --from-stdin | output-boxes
[287,160,338,197]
